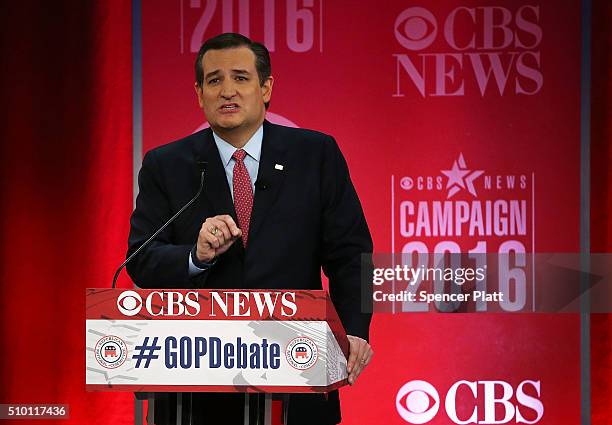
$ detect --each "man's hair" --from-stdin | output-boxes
[194,33,271,88]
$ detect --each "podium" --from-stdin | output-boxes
[86,289,350,424]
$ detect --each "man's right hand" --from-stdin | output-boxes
[196,215,242,263]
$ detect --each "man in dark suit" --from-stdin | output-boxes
[127,33,373,424]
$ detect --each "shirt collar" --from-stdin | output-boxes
[212,125,263,166]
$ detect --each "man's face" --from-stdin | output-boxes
[195,47,273,138]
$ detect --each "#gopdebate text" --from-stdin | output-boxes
[166,336,280,369]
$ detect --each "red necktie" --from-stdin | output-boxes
[232,149,253,247]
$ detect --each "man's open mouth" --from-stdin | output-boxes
[219,104,240,112]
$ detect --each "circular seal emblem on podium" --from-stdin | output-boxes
[95,335,128,369]
[285,336,318,370]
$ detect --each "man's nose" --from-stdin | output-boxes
[220,80,237,99]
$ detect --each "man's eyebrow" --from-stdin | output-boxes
[204,70,220,80]
[204,69,251,80]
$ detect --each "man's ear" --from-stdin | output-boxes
[262,76,274,103]
[194,82,204,108]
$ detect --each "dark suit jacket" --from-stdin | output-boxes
[127,120,373,424]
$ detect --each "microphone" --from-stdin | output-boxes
[111,160,208,288]
[196,160,207,174]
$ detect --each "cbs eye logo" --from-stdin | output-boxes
[396,380,440,424]
[394,7,437,51]
[117,290,143,316]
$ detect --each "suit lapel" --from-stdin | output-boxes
[248,121,288,243]
[191,129,237,221]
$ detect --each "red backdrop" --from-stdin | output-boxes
[0,1,609,424]
[0,1,133,424]
[590,1,612,424]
